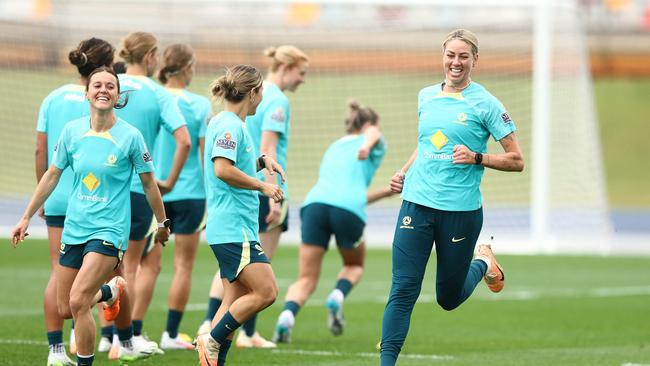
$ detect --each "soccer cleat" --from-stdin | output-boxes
[47,346,75,366]
[97,336,112,352]
[133,334,165,355]
[197,320,212,336]
[118,339,156,363]
[108,343,120,360]
[235,331,277,348]
[160,331,194,350]
[476,244,505,293]
[103,276,126,321]
[326,295,345,336]
[272,311,294,344]
[195,334,220,366]
[68,330,76,355]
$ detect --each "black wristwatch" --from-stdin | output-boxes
[474,152,483,165]
[258,154,266,169]
[157,219,171,229]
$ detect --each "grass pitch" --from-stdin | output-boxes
[0,239,648,365]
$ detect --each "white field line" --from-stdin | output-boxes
[271,348,453,361]
[622,363,650,366]
[0,339,48,346]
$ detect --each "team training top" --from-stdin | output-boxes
[402,82,516,211]
[53,117,154,250]
[154,88,211,202]
[245,81,290,198]
[204,111,259,245]
[116,75,185,194]
[37,84,88,216]
[302,134,386,222]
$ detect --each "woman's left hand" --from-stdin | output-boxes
[155,227,170,247]
[157,180,172,195]
[264,156,286,184]
[453,145,477,165]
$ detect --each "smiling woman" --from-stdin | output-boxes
[379,29,525,366]
[10,67,170,366]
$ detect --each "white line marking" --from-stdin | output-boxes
[0,339,48,346]
[271,348,453,361]
[622,363,650,366]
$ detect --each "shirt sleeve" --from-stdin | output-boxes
[36,94,51,133]
[130,130,155,174]
[156,85,186,134]
[211,122,242,164]
[262,98,289,135]
[482,97,517,141]
[52,126,70,170]
[369,136,387,163]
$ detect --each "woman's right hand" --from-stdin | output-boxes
[260,182,284,203]
[390,172,405,193]
[10,217,30,248]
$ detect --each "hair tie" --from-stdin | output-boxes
[80,52,88,66]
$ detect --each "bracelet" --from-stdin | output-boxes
[258,154,266,169]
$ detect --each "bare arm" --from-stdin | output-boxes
[389,148,418,194]
[357,125,382,160]
[367,186,394,204]
[140,172,170,245]
[452,132,524,172]
[199,137,205,168]
[35,132,48,182]
[401,148,418,174]
[214,157,283,202]
[260,131,280,183]
[159,126,191,194]
[11,165,62,246]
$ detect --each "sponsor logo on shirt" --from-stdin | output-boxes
[424,151,453,160]
[104,154,118,167]
[399,216,414,229]
[271,107,285,122]
[430,130,448,150]
[142,152,152,163]
[216,132,237,150]
[501,112,512,123]
[79,172,108,202]
[455,112,468,126]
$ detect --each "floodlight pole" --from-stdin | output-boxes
[531,0,553,251]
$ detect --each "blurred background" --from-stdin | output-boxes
[0,0,648,254]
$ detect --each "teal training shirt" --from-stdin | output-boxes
[154,88,210,202]
[402,82,517,211]
[245,82,290,197]
[204,111,259,245]
[36,84,89,216]
[52,117,154,249]
[116,75,186,194]
[302,134,386,222]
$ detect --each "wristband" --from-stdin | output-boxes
[258,155,266,169]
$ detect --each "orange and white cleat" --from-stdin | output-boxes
[236,331,277,348]
[103,276,126,321]
[195,334,220,366]
[476,244,505,293]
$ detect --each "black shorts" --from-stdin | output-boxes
[45,215,65,228]
[129,192,154,241]
[164,199,206,234]
[258,195,289,233]
[300,203,365,250]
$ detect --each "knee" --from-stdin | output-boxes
[145,260,162,276]
[436,297,461,311]
[67,292,88,317]
[57,301,72,319]
[257,282,278,309]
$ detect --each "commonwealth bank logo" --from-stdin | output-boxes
[430,130,448,150]
[82,172,100,192]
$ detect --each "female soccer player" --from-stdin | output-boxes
[198,45,309,348]
[116,31,190,350]
[12,67,171,366]
[273,100,392,343]
[154,43,211,350]
[36,37,114,366]
[195,65,285,366]
[379,29,525,366]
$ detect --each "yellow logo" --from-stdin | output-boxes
[455,112,468,125]
[400,216,414,229]
[104,154,117,167]
[59,243,65,253]
[118,250,124,261]
[430,130,448,150]
[82,172,100,192]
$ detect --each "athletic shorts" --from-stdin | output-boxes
[59,239,124,270]
[164,199,206,234]
[129,192,155,241]
[258,196,289,233]
[300,203,365,250]
[210,241,270,283]
[45,215,65,228]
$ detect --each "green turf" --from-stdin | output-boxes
[1,239,648,365]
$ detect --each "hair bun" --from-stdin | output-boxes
[68,50,87,66]
[348,99,361,111]
[263,47,277,58]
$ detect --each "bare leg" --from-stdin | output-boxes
[284,244,326,306]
